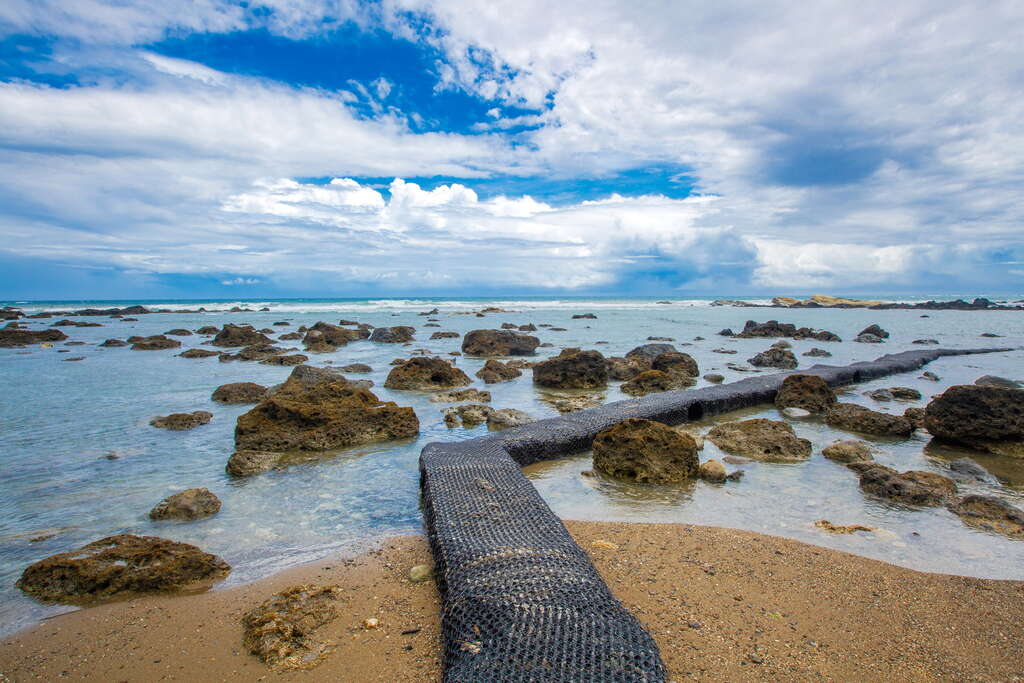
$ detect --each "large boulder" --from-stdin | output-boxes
[748,347,798,369]
[924,385,1024,457]
[150,411,212,430]
[212,324,273,348]
[461,329,540,356]
[706,419,812,462]
[532,348,608,389]
[855,464,956,506]
[131,335,181,351]
[476,359,522,384]
[234,377,418,453]
[625,343,676,362]
[384,357,471,391]
[605,356,648,380]
[149,488,222,521]
[775,374,836,413]
[369,326,415,343]
[824,403,915,437]
[212,382,269,404]
[735,320,840,342]
[948,495,1024,537]
[975,375,1022,389]
[651,351,699,377]
[592,418,699,483]
[16,534,229,603]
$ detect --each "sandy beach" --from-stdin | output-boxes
[2,520,1022,682]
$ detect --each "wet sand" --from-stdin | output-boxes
[2,521,1023,682]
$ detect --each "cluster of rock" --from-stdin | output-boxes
[0,326,68,347]
[748,342,798,369]
[715,294,1022,311]
[443,404,534,430]
[727,320,841,342]
[461,329,540,356]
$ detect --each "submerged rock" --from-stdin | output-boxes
[443,403,493,428]
[17,534,229,603]
[974,375,1023,389]
[706,419,812,462]
[234,376,418,454]
[592,418,699,483]
[802,347,832,357]
[260,354,309,366]
[948,458,999,485]
[212,324,273,348]
[621,369,692,396]
[131,335,181,351]
[533,348,608,389]
[461,329,540,356]
[825,403,914,437]
[855,464,956,506]
[430,331,460,339]
[149,488,222,521]
[212,382,269,404]
[476,359,522,384]
[822,440,873,463]
[697,459,727,483]
[775,374,836,413]
[99,338,128,347]
[948,495,1024,537]
[735,320,840,342]
[542,393,605,413]
[339,363,372,373]
[430,388,491,403]
[150,411,212,430]
[487,408,534,430]
[924,385,1024,457]
[384,357,471,391]
[369,326,415,343]
[242,584,342,671]
[179,348,220,358]
[703,373,725,384]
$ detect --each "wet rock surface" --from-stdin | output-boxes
[486,408,535,430]
[775,374,836,413]
[605,356,648,380]
[149,488,222,521]
[650,351,699,377]
[179,348,220,358]
[707,418,812,462]
[624,343,677,361]
[384,357,471,390]
[369,326,415,343]
[533,348,608,389]
[476,359,522,384]
[461,329,540,356]
[924,385,1024,456]
[855,464,957,506]
[948,495,1024,536]
[748,346,798,369]
[621,369,692,396]
[16,534,229,603]
[130,335,182,351]
[592,418,699,483]
[430,388,491,403]
[825,403,915,437]
[242,584,343,671]
[212,382,269,404]
[212,324,273,348]
[443,403,493,428]
[822,440,873,463]
[150,411,212,430]
[734,320,840,342]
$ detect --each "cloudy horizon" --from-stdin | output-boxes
[1,1,1022,299]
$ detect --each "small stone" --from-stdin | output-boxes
[781,407,811,418]
[408,564,434,583]
[363,617,380,629]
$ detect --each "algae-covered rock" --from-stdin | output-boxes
[775,374,836,413]
[461,329,540,356]
[149,488,222,521]
[924,385,1024,457]
[242,584,343,671]
[384,356,471,391]
[212,382,269,404]
[825,403,914,437]
[150,410,212,430]
[592,418,699,483]
[533,348,608,389]
[707,418,811,462]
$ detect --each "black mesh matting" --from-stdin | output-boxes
[419,348,1011,682]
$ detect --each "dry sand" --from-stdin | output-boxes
[2,521,1022,682]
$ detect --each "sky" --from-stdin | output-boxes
[1,1,1023,300]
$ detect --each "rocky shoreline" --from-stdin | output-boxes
[712,294,1024,310]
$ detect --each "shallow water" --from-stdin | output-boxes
[1,296,1022,634]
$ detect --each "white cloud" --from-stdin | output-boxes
[221,277,261,285]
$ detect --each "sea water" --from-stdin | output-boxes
[1,296,1022,635]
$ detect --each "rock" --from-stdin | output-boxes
[226,450,289,476]
[774,374,836,413]
[149,488,221,521]
[891,386,921,400]
[52,319,102,327]
[980,332,1002,338]
[260,354,309,366]
[16,534,229,603]
[621,369,691,396]
[150,411,212,430]
[859,324,889,339]
[924,385,1024,456]
[339,363,372,373]
[706,419,812,462]
[430,331,460,339]
[212,382,268,404]
[543,393,605,413]
[814,520,875,534]
[212,324,273,348]
[369,326,415,343]
[279,332,303,340]
[476,359,522,384]
[948,458,999,485]
[500,322,518,329]
[572,313,598,319]
[430,388,492,403]
[735,320,840,342]
[647,336,675,342]
[285,364,347,387]
[920,371,940,381]
[487,408,535,430]
[218,344,289,362]
[865,388,894,402]
[770,340,791,349]
[519,324,537,331]
[384,357,471,391]
[651,351,699,377]
[748,347,798,369]
[302,322,369,351]
[179,348,220,358]
[409,564,434,583]
[912,339,939,345]
[822,440,873,463]
[625,343,677,361]
[443,404,493,427]
[532,348,608,389]
[703,373,725,383]
[273,321,290,326]
[948,495,1024,536]
[904,407,926,429]
[856,464,956,506]
[605,356,648,381]
[234,377,418,453]
[698,459,727,483]
[592,418,699,483]
[975,375,1022,389]
[242,584,342,671]
[781,407,811,418]
[825,403,914,437]
[99,338,128,347]
[461,329,540,356]
[165,329,193,336]
[802,348,832,357]
[854,333,884,344]
[131,335,181,351]
[196,326,219,335]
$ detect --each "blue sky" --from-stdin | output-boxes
[0,1,1022,299]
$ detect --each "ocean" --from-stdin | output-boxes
[1,295,1022,635]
